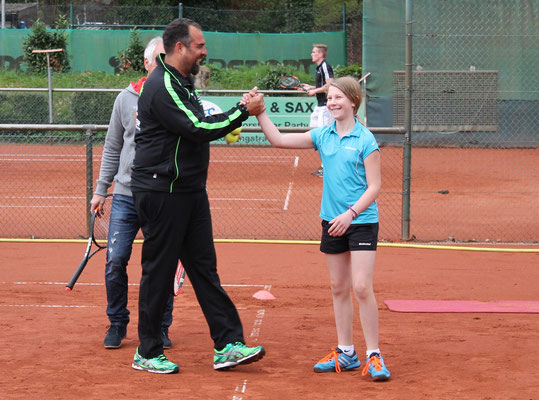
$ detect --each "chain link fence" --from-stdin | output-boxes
[0,121,404,242]
[16,3,349,32]
[391,0,538,243]
[9,2,362,64]
[3,0,537,243]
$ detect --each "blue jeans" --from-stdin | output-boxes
[106,194,174,328]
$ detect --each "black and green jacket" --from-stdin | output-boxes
[131,54,248,193]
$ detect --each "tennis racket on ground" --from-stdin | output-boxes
[279,75,308,91]
[174,260,187,296]
[66,199,111,291]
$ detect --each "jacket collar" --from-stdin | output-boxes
[157,53,195,88]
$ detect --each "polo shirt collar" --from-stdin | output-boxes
[328,118,362,137]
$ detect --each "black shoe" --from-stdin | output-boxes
[162,327,172,349]
[104,325,126,349]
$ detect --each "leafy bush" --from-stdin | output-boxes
[22,19,70,73]
[256,63,292,90]
[1,62,362,92]
[254,63,312,90]
[119,29,145,74]
[200,63,312,92]
[0,69,139,89]
[334,63,362,79]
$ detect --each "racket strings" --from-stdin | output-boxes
[279,75,301,89]
[92,203,110,242]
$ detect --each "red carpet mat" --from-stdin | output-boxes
[384,300,539,313]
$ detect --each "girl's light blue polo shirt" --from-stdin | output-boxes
[310,120,379,223]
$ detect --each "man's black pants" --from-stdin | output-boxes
[133,189,244,359]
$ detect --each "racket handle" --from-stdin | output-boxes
[174,263,186,296]
[66,258,89,291]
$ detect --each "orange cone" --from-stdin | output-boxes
[252,290,275,300]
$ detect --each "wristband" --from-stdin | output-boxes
[237,103,248,114]
[348,206,358,219]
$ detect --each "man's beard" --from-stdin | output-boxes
[191,60,200,75]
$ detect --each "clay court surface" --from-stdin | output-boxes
[0,241,537,399]
[1,144,537,241]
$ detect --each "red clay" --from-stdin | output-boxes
[0,242,537,399]
[1,144,536,242]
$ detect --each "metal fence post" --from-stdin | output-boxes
[342,3,347,65]
[84,126,94,237]
[70,3,74,29]
[401,0,413,240]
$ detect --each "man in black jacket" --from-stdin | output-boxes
[130,18,266,374]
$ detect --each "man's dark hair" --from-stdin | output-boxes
[163,18,202,54]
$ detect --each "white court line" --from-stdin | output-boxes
[0,304,97,308]
[0,154,86,157]
[1,196,278,202]
[212,155,297,161]
[211,207,282,211]
[283,156,299,211]
[233,284,271,400]
[1,158,91,162]
[233,379,248,400]
[209,198,280,202]
[212,160,290,164]
[8,281,268,288]
[0,155,294,162]
[3,153,301,213]
[1,196,84,200]
[283,182,294,211]
[2,283,271,312]
[0,205,77,208]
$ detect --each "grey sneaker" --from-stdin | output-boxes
[213,342,265,370]
[132,347,179,374]
[311,167,323,177]
[104,325,126,349]
[162,327,172,349]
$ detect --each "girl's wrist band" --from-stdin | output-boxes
[348,206,358,219]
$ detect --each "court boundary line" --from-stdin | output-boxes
[0,238,537,252]
[3,281,268,288]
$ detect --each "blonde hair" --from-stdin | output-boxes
[329,76,362,115]
[313,43,328,58]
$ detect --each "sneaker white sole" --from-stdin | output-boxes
[214,348,266,370]
[131,362,179,374]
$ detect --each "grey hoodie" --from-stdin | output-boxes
[94,83,139,197]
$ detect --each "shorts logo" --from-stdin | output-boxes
[357,242,372,246]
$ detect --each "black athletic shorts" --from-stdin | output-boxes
[320,220,379,253]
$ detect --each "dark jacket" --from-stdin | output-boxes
[131,54,248,193]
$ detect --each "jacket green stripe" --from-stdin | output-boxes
[163,72,242,130]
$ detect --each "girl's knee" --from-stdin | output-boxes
[353,282,373,301]
[330,281,351,298]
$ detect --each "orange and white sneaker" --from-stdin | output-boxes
[362,353,390,381]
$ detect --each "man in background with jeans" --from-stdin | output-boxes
[90,37,175,350]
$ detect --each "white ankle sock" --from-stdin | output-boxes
[337,345,355,357]
[366,348,381,358]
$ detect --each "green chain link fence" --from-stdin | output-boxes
[391,0,538,243]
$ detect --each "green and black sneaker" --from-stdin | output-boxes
[132,347,179,374]
[213,342,266,371]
